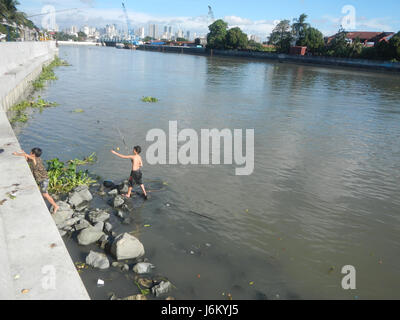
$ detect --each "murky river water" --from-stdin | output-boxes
[16,45,400,299]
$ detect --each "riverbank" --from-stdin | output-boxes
[57,41,99,46]
[137,45,400,73]
[0,41,89,299]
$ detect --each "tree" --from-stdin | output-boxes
[206,19,228,49]
[225,27,248,50]
[176,37,187,42]
[299,27,325,54]
[268,20,293,53]
[326,27,350,57]
[388,32,400,61]
[292,13,309,45]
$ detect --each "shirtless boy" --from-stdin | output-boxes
[110,146,148,200]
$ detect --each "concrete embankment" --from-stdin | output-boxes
[0,41,89,300]
[57,41,99,46]
[137,45,400,73]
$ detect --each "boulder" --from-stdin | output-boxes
[103,181,116,189]
[112,262,129,272]
[86,250,110,269]
[113,195,125,208]
[77,227,105,246]
[104,222,113,233]
[68,185,93,208]
[52,201,74,226]
[93,221,104,231]
[57,217,80,230]
[133,262,154,274]
[118,180,129,194]
[152,281,172,297]
[111,233,145,261]
[108,189,118,196]
[74,219,91,231]
[88,209,110,224]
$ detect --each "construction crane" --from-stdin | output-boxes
[208,5,215,22]
[122,2,132,40]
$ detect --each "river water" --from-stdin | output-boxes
[16,45,400,300]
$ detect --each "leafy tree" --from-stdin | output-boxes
[292,13,309,45]
[326,27,350,57]
[299,27,325,54]
[194,38,201,45]
[206,19,228,49]
[268,20,293,53]
[225,27,248,50]
[247,40,264,51]
[388,32,400,60]
[143,36,155,42]
[77,31,87,41]
[176,37,187,42]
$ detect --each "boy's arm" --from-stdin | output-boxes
[13,150,35,162]
[110,150,133,160]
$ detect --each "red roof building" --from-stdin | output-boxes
[327,31,395,47]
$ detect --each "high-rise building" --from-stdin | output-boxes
[186,31,190,41]
[136,27,145,39]
[149,24,158,39]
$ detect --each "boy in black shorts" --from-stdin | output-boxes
[111,146,148,200]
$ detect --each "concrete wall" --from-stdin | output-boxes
[137,45,400,73]
[0,42,90,300]
[0,42,59,112]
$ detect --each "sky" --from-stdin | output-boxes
[18,0,400,40]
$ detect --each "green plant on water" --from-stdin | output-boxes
[134,281,150,296]
[67,152,97,166]
[141,96,159,103]
[9,97,58,124]
[72,108,84,113]
[46,156,97,194]
[32,56,70,91]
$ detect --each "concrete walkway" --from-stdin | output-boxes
[0,42,89,300]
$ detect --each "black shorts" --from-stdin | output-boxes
[129,170,143,187]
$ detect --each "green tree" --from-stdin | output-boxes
[326,27,350,57]
[268,20,293,53]
[388,32,400,61]
[77,31,87,41]
[206,19,228,49]
[225,27,248,50]
[292,13,309,45]
[248,40,264,51]
[299,27,325,54]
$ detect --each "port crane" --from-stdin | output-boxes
[122,1,132,40]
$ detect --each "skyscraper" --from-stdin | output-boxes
[149,24,158,39]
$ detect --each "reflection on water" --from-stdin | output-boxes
[17,46,400,299]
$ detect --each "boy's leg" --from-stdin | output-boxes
[42,193,59,214]
[140,184,148,199]
[124,186,133,198]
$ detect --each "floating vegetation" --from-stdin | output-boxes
[141,96,159,103]
[9,97,58,124]
[134,280,150,296]
[32,56,70,91]
[72,108,84,113]
[47,156,97,194]
[67,152,97,166]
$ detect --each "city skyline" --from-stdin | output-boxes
[18,0,400,41]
